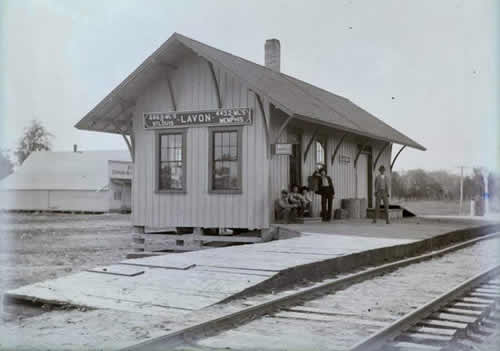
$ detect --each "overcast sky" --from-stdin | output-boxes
[1,0,498,173]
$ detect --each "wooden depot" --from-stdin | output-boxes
[74,33,425,252]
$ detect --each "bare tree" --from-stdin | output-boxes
[15,120,53,165]
[0,149,14,180]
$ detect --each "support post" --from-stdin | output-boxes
[207,61,222,108]
[122,134,133,162]
[132,226,145,252]
[255,93,271,159]
[331,133,348,165]
[354,142,369,169]
[390,145,407,171]
[273,114,294,144]
[166,76,177,111]
[373,142,390,170]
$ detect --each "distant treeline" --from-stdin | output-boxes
[391,169,500,201]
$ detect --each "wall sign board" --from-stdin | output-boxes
[109,161,133,180]
[339,155,351,164]
[144,108,252,129]
[273,143,293,155]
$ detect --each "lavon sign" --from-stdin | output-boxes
[144,108,252,130]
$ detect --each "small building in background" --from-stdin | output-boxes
[0,149,132,213]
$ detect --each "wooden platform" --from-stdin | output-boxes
[5,217,498,316]
[134,230,266,253]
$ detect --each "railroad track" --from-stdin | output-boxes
[123,233,500,351]
[350,265,500,351]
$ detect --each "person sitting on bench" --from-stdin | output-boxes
[300,186,313,217]
[289,184,305,217]
[276,189,299,223]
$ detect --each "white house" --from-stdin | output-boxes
[0,150,132,213]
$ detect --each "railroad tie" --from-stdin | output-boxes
[386,341,443,350]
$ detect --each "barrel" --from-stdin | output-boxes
[359,198,368,218]
[341,198,361,219]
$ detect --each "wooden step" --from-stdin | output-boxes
[293,217,323,224]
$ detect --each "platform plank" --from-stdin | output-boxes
[87,265,145,277]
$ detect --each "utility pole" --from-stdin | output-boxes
[458,166,464,215]
[481,168,489,215]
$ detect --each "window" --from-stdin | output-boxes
[114,191,122,201]
[315,140,326,166]
[158,131,186,192]
[209,127,242,193]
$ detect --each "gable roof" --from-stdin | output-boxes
[0,151,131,191]
[75,33,425,151]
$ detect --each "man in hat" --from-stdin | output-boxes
[373,165,390,224]
[276,189,299,223]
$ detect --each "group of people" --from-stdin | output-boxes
[276,164,391,224]
[277,185,313,222]
[276,166,335,223]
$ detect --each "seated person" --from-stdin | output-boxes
[300,186,313,216]
[291,184,311,217]
[276,189,299,223]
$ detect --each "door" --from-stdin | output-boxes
[288,132,302,188]
[289,144,302,187]
[356,153,369,199]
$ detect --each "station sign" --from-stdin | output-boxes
[273,143,293,155]
[339,155,351,163]
[109,161,133,180]
[143,108,252,130]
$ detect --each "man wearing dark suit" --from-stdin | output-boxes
[317,168,335,221]
[373,165,390,224]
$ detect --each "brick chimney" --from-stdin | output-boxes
[265,39,280,72]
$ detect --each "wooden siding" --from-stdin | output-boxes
[0,189,109,212]
[0,190,49,210]
[131,53,269,229]
[269,120,394,219]
[49,190,109,212]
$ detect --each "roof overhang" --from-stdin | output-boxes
[75,33,425,151]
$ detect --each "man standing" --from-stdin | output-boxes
[373,165,390,224]
[317,168,335,221]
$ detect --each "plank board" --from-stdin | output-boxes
[408,326,456,337]
[87,265,144,277]
[389,341,442,350]
[274,310,390,327]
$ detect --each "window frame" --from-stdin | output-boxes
[155,129,187,194]
[208,126,243,194]
[315,139,326,166]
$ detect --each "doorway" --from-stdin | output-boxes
[288,132,302,188]
[356,147,373,208]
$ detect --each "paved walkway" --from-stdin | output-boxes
[5,217,499,317]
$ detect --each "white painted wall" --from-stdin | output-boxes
[0,189,110,212]
[131,52,269,229]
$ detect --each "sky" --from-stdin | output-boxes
[0,0,498,173]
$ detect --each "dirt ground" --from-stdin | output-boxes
[0,212,133,318]
[393,199,461,215]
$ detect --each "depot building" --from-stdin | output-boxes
[75,33,425,231]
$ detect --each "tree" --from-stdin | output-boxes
[0,149,14,180]
[14,120,53,165]
[391,171,406,199]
